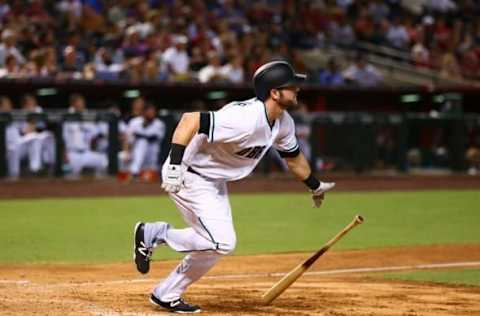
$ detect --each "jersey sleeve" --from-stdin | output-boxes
[203,104,253,143]
[274,112,300,158]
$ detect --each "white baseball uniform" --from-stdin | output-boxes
[63,121,107,177]
[124,116,166,175]
[144,98,299,302]
[5,122,43,178]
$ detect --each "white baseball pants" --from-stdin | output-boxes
[67,150,108,176]
[144,169,237,302]
[7,133,43,177]
[129,139,160,175]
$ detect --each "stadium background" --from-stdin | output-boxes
[1,1,480,315]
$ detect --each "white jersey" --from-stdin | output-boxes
[127,117,165,144]
[5,123,21,150]
[63,121,100,152]
[182,98,299,181]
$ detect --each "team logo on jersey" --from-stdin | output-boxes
[235,146,266,159]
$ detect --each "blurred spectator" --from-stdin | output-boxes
[0,54,21,78]
[41,48,59,77]
[314,57,345,86]
[329,17,356,47]
[58,46,83,79]
[0,1,10,21]
[220,54,244,84]
[433,17,452,52]
[439,52,463,80]
[426,0,457,13]
[94,47,124,81]
[162,35,190,81]
[198,51,227,83]
[343,53,383,87]
[386,16,410,50]
[411,33,431,68]
[0,29,26,68]
[122,28,148,58]
[189,46,207,72]
[0,0,475,85]
[354,7,375,42]
[368,0,390,24]
[56,0,82,19]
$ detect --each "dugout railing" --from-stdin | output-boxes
[1,110,479,178]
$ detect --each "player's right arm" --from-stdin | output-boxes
[171,112,200,146]
[162,106,251,193]
[161,112,200,193]
[162,112,209,193]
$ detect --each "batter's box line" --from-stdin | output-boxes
[6,260,480,288]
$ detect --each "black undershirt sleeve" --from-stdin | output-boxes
[277,147,300,158]
[198,112,210,136]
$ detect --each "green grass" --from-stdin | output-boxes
[0,190,479,263]
[378,269,480,286]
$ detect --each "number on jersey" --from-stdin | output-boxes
[235,146,266,159]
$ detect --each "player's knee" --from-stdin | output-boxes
[215,236,236,255]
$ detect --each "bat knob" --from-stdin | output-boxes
[355,215,364,224]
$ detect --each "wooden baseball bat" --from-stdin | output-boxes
[261,215,364,305]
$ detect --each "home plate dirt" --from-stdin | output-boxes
[1,245,480,315]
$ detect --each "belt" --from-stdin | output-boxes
[187,166,202,176]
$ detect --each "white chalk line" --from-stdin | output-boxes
[0,297,118,315]
[2,260,479,288]
[0,279,30,285]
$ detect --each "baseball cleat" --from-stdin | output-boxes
[318,181,335,193]
[150,294,201,314]
[133,222,152,274]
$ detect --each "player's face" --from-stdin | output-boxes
[276,86,300,109]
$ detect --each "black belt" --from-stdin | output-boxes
[187,166,202,176]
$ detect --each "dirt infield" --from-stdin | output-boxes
[1,175,479,315]
[1,245,479,316]
[1,174,480,199]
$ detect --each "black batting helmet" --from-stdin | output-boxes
[253,61,306,102]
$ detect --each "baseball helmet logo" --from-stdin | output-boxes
[253,61,307,101]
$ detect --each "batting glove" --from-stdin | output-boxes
[161,164,183,193]
[311,182,336,208]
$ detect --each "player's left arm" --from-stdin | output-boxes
[284,152,335,208]
[284,151,311,181]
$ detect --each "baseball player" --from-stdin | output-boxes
[133,61,335,313]
[122,104,166,178]
[1,95,44,179]
[20,94,56,172]
[63,94,107,178]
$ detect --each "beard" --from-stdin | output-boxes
[277,90,298,109]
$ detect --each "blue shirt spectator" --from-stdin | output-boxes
[315,58,345,87]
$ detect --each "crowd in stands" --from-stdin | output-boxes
[0,0,479,87]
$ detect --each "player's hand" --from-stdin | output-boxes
[311,182,335,208]
[161,164,183,193]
